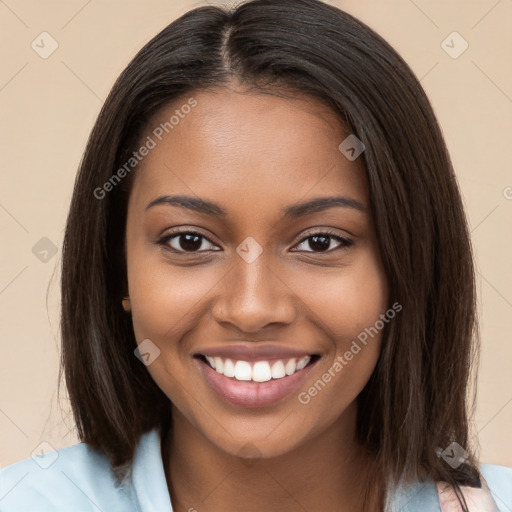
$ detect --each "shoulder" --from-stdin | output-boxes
[478,463,512,510]
[0,438,135,512]
[386,463,512,512]
[387,479,441,511]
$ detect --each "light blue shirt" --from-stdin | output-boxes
[1,428,511,511]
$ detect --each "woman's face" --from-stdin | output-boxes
[124,84,389,459]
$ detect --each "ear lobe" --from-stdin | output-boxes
[122,296,131,312]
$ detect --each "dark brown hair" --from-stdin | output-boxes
[60,0,481,510]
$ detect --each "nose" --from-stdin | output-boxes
[211,251,297,333]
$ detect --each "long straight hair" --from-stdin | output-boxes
[60,1,481,510]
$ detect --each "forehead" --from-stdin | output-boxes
[129,86,369,216]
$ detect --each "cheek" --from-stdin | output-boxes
[126,240,220,345]
[295,251,388,400]
[299,254,388,344]
[125,247,215,409]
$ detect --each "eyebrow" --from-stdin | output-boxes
[145,194,367,219]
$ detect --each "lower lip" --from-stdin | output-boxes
[196,357,318,408]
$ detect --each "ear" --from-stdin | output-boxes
[122,296,131,312]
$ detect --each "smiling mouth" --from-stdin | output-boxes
[194,354,321,383]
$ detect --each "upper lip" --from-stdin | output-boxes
[195,344,319,362]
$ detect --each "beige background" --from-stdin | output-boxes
[0,0,511,469]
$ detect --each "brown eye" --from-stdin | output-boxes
[157,231,219,253]
[292,231,354,253]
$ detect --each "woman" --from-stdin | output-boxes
[1,1,510,511]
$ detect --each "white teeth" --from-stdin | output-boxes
[234,360,252,381]
[284,358,297,375]
[204,355,312,382]
[214,357,224,374]
[296,356,310,370]
[252,361,272,382]
[223,358,235,377]
[271,360,286,379]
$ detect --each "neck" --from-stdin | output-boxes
[162,402,383,512]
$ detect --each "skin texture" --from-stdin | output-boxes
[124,83,389,512]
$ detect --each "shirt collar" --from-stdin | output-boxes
[128,427,444,512]
[131,427,173,512]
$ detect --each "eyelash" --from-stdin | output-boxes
[156,228,354,255]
